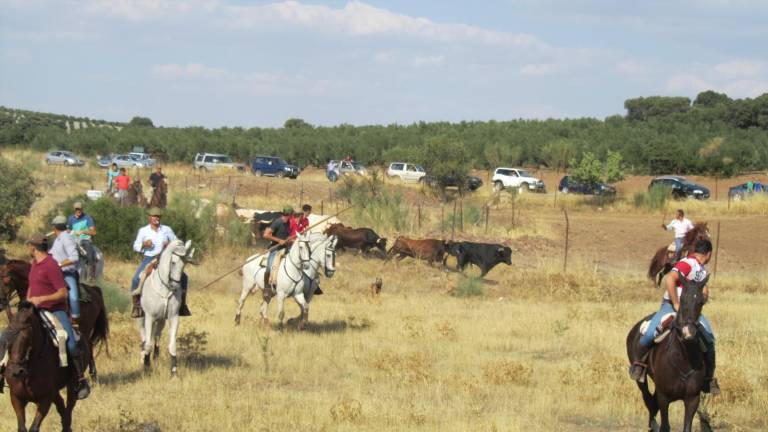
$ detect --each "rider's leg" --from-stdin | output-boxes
[264,250,276,289]
[52,310,90,399]
[699,314,720,395]
[631,301,676,380]
[63,272,80,321]
[673,237,683,261]
[81,240,97,280]
[178,272,191,317]
[131,256,155,318]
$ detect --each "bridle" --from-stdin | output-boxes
[284,235,336,285]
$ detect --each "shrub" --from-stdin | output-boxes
[162,192,214,254]
[338,175,410,232]
[647,184,671,212]
[633,191,646,209]
[455,276,484,297]
[99,280,130,313]
[0,158,36,240]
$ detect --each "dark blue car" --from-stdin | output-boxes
[250,156,299,179]
[558,175,616,196]
[729,182,766,201]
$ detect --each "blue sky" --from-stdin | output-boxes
[1,0,767,128]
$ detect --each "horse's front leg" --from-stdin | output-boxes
[142,314,154,369]
[52,391,71,432]
[29,399,53,432]
[235,273,256,326]
[168,313,180,376]
[682,394,700,432]
[293,292,309,331]
[657,394,671,432]
[276,291,287,330]
[10,393,27,432]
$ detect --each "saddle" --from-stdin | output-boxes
[133,259,159,296]
[640,312,676,343]
[259,250,286,287]
[38,311,74,367]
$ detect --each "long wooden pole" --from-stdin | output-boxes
[563,207,570,273]
[198,206,355,291]
[712,221,722,281]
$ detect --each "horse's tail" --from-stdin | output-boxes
[88,286,110,357]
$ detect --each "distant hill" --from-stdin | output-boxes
[0,106,125,133]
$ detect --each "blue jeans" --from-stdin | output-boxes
[52,310,77,354]
[640,300,715,353]
[63,272,80,318]
[131,255,156,292]
[674,237,683,260]
[266,250,278,274]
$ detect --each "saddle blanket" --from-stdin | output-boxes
[640,313,676,343]
[39,311,70,367]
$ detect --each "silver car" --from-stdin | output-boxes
[193,153,246,172]
[129,152,156,167]
[112,154,148,168]
[45,151,84,166]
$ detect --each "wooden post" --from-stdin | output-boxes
[459,199,464,231]
[553,189,557,208]
[320,200,324,216]
[511,193,516,230]
[441,205,445,233]
[451,201,457,240]
[266,182,269,196]
[300,182,304,207]
[231,183,238,205]
[417,204,422,229]
[727,193,731,210]
[713,221,722,281]
[563,207,570,273]
[714,176,719,201]
[484,204,489,234]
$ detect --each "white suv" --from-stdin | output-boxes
[387,162,426,183]
[491,167,546,193]
[193,153,246,172]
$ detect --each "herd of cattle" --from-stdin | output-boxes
[248,210,513,277]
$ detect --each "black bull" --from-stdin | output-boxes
[445,241,512,277]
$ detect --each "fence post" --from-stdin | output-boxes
[562,207,570,273]
[459,199,464,231]
[713,221,722,281]
[553,189,557,208]
[441,205,445,233]
[418,204,422,229]
[300,182,304,207]
[485,204,489,234]
[727,193,731,210]
[451,201,457,240]
[320,200,324,216]
[511,193,516,230]
[714,176,719,201]
[265,182,269,196]
[232,183,238,205]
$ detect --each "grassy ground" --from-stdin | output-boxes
[0,150,765,431]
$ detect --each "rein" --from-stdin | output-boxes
[663,323,698,383]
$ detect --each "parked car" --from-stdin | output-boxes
[424,173,483,192]
[128,152,156,168]
[728,182,766,201]
[96,154,114,169]
[648,176,710,200]
[193,153,246,172]
[251,156,299,178]
[45,151,84,166]
[328,160,367,182]
[491,167,546,193]
[558,175,616,196]
[387,162,426,183]
[112,154,149,168]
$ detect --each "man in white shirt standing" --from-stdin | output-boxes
[130,207,191,318]
[661,209,694,261]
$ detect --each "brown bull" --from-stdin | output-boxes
[323,223,387,255]
[387,236,448,267]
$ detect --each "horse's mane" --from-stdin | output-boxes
[683,222,709,246]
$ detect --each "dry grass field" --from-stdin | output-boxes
[0,150,766,431]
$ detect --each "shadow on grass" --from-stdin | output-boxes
[183,354,248,371]
[98,369,145,386]
[279,318,372,334]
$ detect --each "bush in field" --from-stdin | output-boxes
[337,175,410,232]
[646,184,671,212]
[455,276,484,297]
[0,159,36,240]
[160,192,214,254]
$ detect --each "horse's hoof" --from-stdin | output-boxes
[235,314,241,326]
[261,318,269,327]
[143,354,151,369]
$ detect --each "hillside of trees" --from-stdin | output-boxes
[1,90,767,176]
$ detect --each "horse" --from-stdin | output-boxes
[148,177,168,209]
[122,180,147,207]
[2,302,82,432]
[138,239,194,375]
[234,233,338,329]
[74,240,104,283]
[648,223,709,287]
[626,275,711,432]
[0,259,110,382]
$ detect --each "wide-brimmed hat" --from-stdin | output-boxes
[51,215,68,225]
[282,206,295,215]
[146,207,164,216]
[73,201,83,210]
[27,232,48,247]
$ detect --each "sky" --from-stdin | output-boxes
[1,0,767,128]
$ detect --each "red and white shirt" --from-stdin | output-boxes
[664,255,707,301]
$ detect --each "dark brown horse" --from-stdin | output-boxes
[122,180,147,207]
[648,223,710,287]
[0,260,109,381]
[148,177,168,209]
[3,302,81,432]
[626,275,710,432]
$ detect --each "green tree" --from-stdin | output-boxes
[422,135,471,192]
[129,116,154,128]
[624,96,691,121]
[604,150,626,183]
[283,118,312,129]
[569,152,602,184]
[693,90,731,108]
[0,159,37,240]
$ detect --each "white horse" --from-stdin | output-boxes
[138,239,194,375]
[235,233,338,329]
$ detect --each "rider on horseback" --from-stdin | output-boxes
[629,238,720,395]
[26,233,91,400]
[68,202,97,281]
[262,206,295,294]
[50,216,82,327]
[130,207,191,318]
[661,209,694,262]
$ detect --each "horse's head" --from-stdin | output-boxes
[161,240,193,290]
[684,222,710,246]
[677,274,708,341]
[293,233,337,278]
[323,235,338,278]
[6,302,39,378]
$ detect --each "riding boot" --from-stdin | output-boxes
[314,286,323,295]
[71,348,91,400]
[703,346,721,395]
[131,294,144,318]
[629,343,652,381]
[179,285,191,317]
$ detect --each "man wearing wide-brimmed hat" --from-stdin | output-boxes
[49,215,82,324]
[130,207,191,318]
[26,233,91,399]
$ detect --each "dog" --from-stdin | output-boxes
[370,277,383,297]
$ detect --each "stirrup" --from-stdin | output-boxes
[629,362,647,382]
[704,378,721,395]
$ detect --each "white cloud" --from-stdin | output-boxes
[519,63,555,76]
[713,60,765,78]
[84,0,221,22]
[666,61,768,98]
[152,62,229,79]
[411,55,445,68]
[616,59,651,76]
[666,73,711,94]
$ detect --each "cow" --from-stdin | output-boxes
[387,236,448,267]
[445,241,512,277]
[251,211,283,238]
[323,223,387,255]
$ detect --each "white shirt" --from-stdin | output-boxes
[666,218,694,239]
[664,255,707,301]
[50,231,79,272]
[133,224,177,257]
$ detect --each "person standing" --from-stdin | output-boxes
[661,209,694,261]
[114,168,131,204]
[67,202,97,280]
[106,162,119,194]
[130,207,191,318]
[149,166,166,189]
[26,233,91,399]
[49,216,81,325]
[290,204,311,236]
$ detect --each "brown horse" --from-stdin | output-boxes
[626,275,710,432]
[648,223,710,287]
[122,180,147,207]
[3,302,81,432]
[0,260,109,381]
[148,177,168,209]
